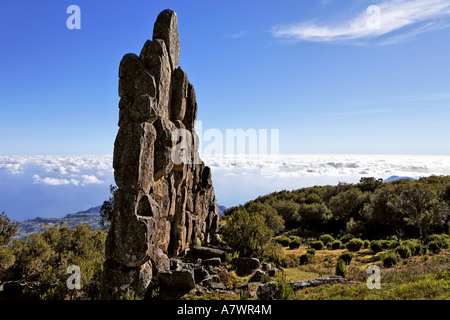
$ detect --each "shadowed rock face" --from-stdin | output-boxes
[100,9,219,300]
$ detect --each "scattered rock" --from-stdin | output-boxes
[193,265,209,284]
[170,258,183,271]
[256,274,348,300]
[210,282,227,291]
[268,268,277,277]
[291,274,346,290]
[157,269,195,298]
[151,248,170,274]
[261,262,277,276]
[232,257,260,276]
[203,257,221,267]
[249,269,266,283]
[261,263,272,271]
[200,275,222,288]
[189,245,226,261]
[256,281,277,300]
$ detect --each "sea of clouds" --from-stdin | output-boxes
[1,154,449,221]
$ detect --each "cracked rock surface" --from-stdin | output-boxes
[100,9,219,300]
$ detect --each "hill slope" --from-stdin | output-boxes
[14,205,102,240]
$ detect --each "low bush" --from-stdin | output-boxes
[428,240,444,253]
[382,252,399,268]
[335,259,348,277]
[299,253,314,265]
[339,234,354,244]
[306,248,316,255]
[395,245,412,259]
[346,238,364,252]
[262,243,298,268]
[273,236,291,247]
[331,240,343,250]
[309,240,325,250]
[338,252,353,265]
[281,254,300,268]
[275,272,294,300]
[403,240,425,256]
[289,238,302,249]
[370,240,383,253]
[363,240,370,249]
[380,240,399,250]
[425,234,449,253]
[319,234,335,246]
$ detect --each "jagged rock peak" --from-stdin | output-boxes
[100,9,219,300]
[153,9,180,71]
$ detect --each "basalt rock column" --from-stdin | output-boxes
[100,9,219,300]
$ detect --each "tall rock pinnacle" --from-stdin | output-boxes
[100,9,219,300]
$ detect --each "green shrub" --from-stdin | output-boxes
[395,245,412,259]
[331,240,343,250]
[260,273,271,284]
[370,240,383,253]
[428,240,444,253]
[319,234,335,246]
[309,240,325,250]
[338,252,353,265]
[390,240,400,249]
[273,236,291,247]
[239,290,252,300]
[424,234,445,244]
[335,259,348,277]
[403,240,424,256]
[262,243,297,268]
[419,244,428,255]
[299,253,314,265]
[280,254,300,268]
[363,240,370,249]
[221,208,273,257]
[382,240,399,249]
[289,236,301,242]
[382,252,399,268]
[346,238,364,252]
[339,234,354,244]
[425,234,449,253]
[306,248,316,255]
[275,272,293,300]
[289,238,302,249]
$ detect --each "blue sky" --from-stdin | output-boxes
[1,0,450,156]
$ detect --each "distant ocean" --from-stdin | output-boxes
[1,154,449,221]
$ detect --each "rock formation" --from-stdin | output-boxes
[100,9,219,300]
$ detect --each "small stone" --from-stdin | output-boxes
[249,269,266,283]
[232,257,260,276]
[203,257,221,267]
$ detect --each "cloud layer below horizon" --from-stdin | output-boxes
[1,154,449,221]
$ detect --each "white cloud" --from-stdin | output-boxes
[1,154,449,219]
[272,0,450,44]
[33,174,71,186]
[81,175,103,185]
[203,154,450,178]
[1,155,113,187]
